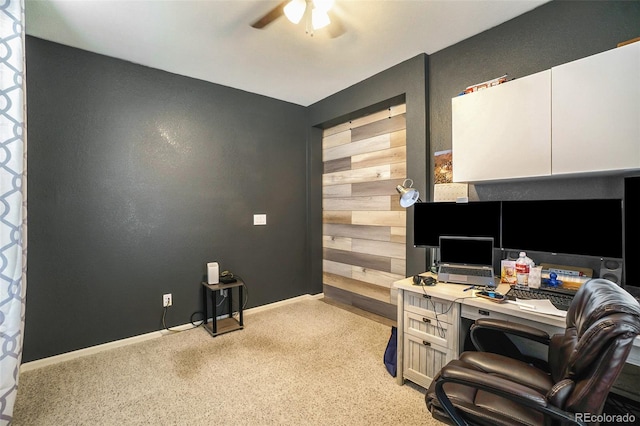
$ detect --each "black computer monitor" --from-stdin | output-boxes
[413,201,501,247]
[501,199,623,259]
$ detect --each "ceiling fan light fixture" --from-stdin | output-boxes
[313,0,334,12]
[312,8,331,30]
[284,0,306,24]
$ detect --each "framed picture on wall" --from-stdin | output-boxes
[434,149,453,184]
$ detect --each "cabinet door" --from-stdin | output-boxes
[452,70,551,182]
[403,332,451,389]
[552,42,640,175]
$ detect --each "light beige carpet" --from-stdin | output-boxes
[13,297,444,425]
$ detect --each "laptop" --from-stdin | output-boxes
[437,236,496,287]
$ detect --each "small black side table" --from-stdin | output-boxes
[201,279,244,337]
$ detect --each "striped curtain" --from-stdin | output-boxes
[0,0,27,422]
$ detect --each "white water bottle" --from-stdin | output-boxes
[515,252,531,287]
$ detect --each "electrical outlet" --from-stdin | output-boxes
[220,289,227,298]
[163,293,172,307]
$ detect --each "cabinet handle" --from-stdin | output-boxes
[422,294,431,299]
[422,340,431,347]
[422,317,431,323]
[479,309,490,316]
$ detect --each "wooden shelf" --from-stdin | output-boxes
[203,317,243,337]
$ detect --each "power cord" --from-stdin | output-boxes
[231,274,249,321]
[425,283,506,338]
[421,284,475,338]
[161,307,203,333]
[216,293,227,307]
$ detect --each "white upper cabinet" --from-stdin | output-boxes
[551,42,640,175]
[451,42,640,183]
[452,70,551,182]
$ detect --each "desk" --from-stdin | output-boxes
[201,279,244,337]
[393,274,640,391]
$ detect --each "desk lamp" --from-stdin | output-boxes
[396,179,422,207]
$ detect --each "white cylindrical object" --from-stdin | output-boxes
[207,262,219,284]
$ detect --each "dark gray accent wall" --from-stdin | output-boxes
[24,0,640,363]
[25,37,310,362]
[429,0,640,202]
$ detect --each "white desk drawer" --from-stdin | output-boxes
[405,292,455,323]
[461,304,513,322]
[405,310,449,348]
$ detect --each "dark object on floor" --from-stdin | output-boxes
[383,326,397,377]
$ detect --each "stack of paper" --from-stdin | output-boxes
[513,299,567,318]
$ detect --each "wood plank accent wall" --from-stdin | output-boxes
[322,104,408,305]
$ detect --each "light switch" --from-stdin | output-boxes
[253,214,267,225]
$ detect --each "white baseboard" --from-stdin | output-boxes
[20,293,323,373]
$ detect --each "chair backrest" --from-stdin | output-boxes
[547,278,640,414]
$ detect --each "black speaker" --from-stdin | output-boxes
[599,258,623,285]
[624,176,640,289]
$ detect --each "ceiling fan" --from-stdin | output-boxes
[251,0,345,38]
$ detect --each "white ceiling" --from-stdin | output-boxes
[25,0,549,106]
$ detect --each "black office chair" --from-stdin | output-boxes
[425,278,640,426]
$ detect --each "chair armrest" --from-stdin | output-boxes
[470,318,552,370]
[459,351,553,394]
[434,363,586,426]
[472,318,551,345]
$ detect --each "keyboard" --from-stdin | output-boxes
[505,287,574,311]
[438,266,493,277]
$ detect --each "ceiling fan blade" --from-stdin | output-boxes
[327,12,346,38]
[251,1,288,29]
